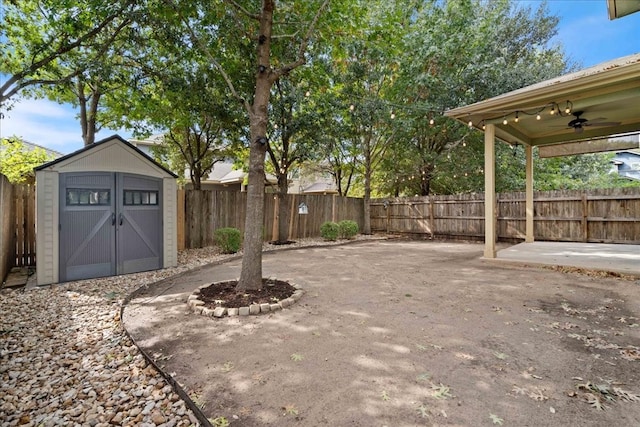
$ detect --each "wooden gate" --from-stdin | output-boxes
[14,182,36,268]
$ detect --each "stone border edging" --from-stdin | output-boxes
[119,302,213,427]
[187,278,304,318]
[118,238,383,426]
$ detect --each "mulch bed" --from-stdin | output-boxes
[197,278,295,309]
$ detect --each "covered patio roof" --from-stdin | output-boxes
[444,53,640,259]
[446,53,640,147]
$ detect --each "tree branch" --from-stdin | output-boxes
[270,0,330,82]
[223,0,260,20]
[1,2,135,104]
[164,0,251,112]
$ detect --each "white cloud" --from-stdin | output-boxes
[1,98,131,154]
[1,99,82,153]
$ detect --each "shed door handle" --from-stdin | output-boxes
[111,213,116,226]
[119,213,124,226]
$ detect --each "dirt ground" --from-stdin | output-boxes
[123,240,640,426]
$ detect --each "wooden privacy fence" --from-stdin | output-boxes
[180,190,365,249]
[0,175,15,282]
[371,187,640,244]
[0,176,35,282]
[13,183,36,267]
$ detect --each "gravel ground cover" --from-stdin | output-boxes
[0,236,377,427]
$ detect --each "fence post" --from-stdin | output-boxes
[332,194,337,223]
[176,189,185,251]
[288,194,296,240]
[385,200,390,233]
[429,196,435,239]
[581,193,588,242]
[272,195,278,242]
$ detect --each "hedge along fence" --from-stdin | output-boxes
[181,189,365,248]
[371,187,640,244]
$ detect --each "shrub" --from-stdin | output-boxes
[320,221,340,241]
[214,227,242,254]
[338,220,359,239]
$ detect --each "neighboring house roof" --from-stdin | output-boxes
[128,137,277,186]
[301,182,338,194]
[1,138,65,159]
[205,161,277,185]
[207,162,244,183]
[129,134,164,146]
[611,150,640,181]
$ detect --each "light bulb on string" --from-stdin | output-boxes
[349,104,355,111]
[502,118,508,125]
[536,114,541,120]
[564,101,572,114]
[514,112,519,123]
[390,111,396,119]
[550,105,555,115]
[468,120,473,128]
[429,118,435,126]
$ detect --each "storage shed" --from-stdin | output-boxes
[35,135,178,285]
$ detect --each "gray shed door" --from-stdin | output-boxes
[59,172,162,282]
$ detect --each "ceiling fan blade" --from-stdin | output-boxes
[584,121,621,127]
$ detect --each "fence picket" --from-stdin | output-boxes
[372,188,640,244]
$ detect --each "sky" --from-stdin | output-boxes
[1,0,639,155]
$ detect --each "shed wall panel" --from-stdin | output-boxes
[36,171,59,285]
[163,178,177,267]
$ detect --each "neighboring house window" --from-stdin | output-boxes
[66,189,111,206]
[124,190,159,206]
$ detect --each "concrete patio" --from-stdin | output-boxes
[493,241,640,276]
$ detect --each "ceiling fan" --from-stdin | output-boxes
[566,111,620,134]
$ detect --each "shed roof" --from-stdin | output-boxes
[36,135,178,178]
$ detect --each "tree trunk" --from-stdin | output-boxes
[78,77,100,146]
[276,174,290,242]
[236,1,275,292]
[363,140,372,234]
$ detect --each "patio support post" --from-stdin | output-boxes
[484,124,496,258]
[525,144,534,243]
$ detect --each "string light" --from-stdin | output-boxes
[429,118,435,126]
[464,100,573,127]
[564,100,572,114]
[390,111,396,119]
[349,104,355,111]
[467,120,473,128]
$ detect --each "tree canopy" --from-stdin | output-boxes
[3,0,636,290]
[0,137,54,183]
